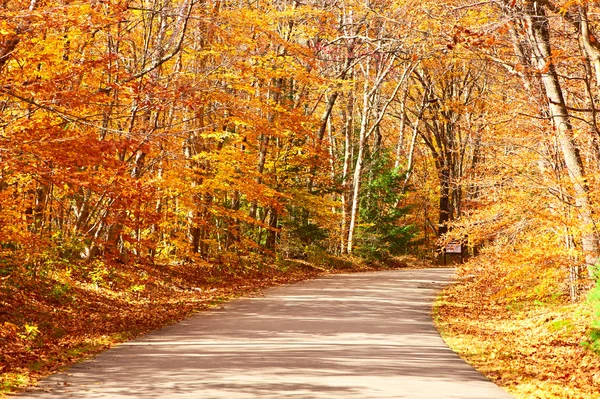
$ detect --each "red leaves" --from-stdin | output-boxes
[450,25,496,49]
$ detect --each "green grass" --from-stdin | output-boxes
[1,372,30,397]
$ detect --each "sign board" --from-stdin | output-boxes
[445,241,462,254]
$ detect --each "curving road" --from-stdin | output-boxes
[20,268,513,398]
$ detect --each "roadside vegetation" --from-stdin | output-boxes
[2,1,600,396]
[436,260,600,398]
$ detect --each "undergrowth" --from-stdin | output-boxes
[582,284,600,355]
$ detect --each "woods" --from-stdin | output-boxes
[1,0,600,397]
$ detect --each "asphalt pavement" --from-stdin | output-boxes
[20,268,513,398]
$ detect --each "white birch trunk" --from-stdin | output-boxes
[524,3,599,274]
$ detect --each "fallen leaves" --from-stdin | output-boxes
[435,278,600,399]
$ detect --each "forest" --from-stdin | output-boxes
[1,0,600,397]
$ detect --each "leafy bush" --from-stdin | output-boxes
[583,283,600,354]
[355,152,417,260]
[279,215,329,260]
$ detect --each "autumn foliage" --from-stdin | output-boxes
[1,0,600,397]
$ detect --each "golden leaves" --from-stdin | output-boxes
[437,281,600,398]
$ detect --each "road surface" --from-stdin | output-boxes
[20,268,513,398]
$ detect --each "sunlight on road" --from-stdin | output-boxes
[21,269,512,399]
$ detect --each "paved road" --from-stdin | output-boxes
[21,268,513,398]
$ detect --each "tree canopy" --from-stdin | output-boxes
[2,0,600,396]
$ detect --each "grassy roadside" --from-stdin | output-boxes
[434,276,600,398]
[0,254,426,397]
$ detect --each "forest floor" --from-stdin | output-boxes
[435,274,600,399]
[0,253,431,397]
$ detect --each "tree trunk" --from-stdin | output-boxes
[340,90,354,254]
[578,6,600,86]
[438,166,452,237]
[249,134,269,220]
[523,1,599,274]
[266,207,278,251]
[346,124,366,254]
[346,76,372,254]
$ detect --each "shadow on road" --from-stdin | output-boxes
[21,269,512,399]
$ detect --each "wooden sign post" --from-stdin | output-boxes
[444,240,463,265]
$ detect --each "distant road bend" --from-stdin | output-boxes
[21,268,513,398]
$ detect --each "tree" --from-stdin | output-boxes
[489,0,600,275]
[406,58,487,238]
